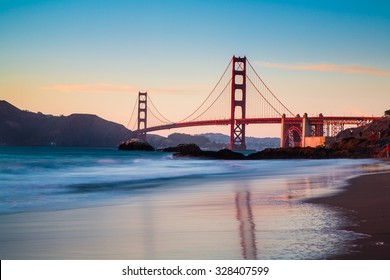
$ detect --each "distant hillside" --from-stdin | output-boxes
[147,132,280,151]
[199,133,280,151]
[147,133,213,149]
[0,100,133,147]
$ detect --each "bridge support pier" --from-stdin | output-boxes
[302,113,310,147]
[281,113,330,148]
[137,92,147,141]
[280,114,286,148]
[230,56,247,151]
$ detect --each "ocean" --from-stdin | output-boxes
[0,146,388,259]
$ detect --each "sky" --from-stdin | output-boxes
[1,0,389,137]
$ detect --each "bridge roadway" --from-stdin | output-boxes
[135,116,382,134]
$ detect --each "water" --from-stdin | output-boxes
[0,146,388,259]
[0,147,230,214]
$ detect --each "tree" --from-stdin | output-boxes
[385,109,390,116]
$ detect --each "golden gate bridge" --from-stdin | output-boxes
[128,56,381,150]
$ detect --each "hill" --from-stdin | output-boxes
[147,132,280,151]
[198,133,280,151]
[0,100,133,147]
[147,133,214,149]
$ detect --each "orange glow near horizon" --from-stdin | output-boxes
[1,1,389,138]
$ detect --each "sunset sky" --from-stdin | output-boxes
[1,0,389,137]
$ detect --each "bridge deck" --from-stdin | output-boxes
[135,116,382,134]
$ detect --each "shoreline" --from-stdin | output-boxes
[1,152,389,259]
[307,171,390,259]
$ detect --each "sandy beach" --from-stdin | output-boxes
[309,171,390,259]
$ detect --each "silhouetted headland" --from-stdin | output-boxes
[0,100,132,147]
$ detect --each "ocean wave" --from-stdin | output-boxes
[0,147,383,215]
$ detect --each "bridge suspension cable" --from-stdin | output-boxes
[246,76,283,117]
[184,78,232,122]
[147,95,173,124]
[246,59,295,117]
[127,97,138,131]
[178,58,233,123]
[129,56,297,132]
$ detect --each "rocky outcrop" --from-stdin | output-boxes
[332,117,390,158]
[209,148,246,160]
[163,144,246,160]
[159,143,202,153]
[328,137,389,158]
[247,137,389,159]
[336,117,390,140]
[118,138,155,151]
[247,147,333,159]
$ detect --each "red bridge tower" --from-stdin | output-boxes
[230,56,247,150]
[137,92,147,141]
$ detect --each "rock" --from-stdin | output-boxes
[118,138,155,151]
[160,143,202,153]
[213,148,246,160]
[169,144,245,160]
[328,136,390,158]
[336,117,390,140]
[247,147,332,159]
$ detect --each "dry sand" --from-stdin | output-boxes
[309,171,390,259]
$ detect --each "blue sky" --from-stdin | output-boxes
[1,0,389,136]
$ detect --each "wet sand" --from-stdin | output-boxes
[0,172,361,260]
[308,172,390,259]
